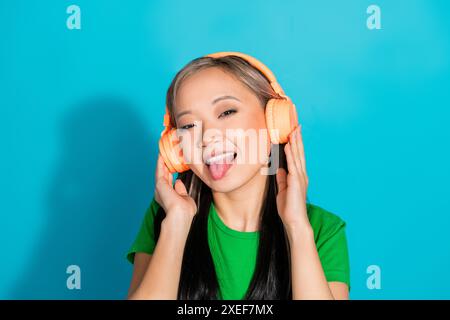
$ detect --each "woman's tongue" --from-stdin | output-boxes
[207,153,235,180]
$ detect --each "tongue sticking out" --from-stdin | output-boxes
[207,153,235,180]
[209,162,233,180]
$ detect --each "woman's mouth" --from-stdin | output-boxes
[205,152,237,181]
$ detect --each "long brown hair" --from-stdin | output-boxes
[154,55,293,299]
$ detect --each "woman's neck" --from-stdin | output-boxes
[212,170,269,233]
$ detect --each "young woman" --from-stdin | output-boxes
[126,52,350,300]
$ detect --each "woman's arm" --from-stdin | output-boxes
[328,282,349,300]
[127,214,193,300]
[286,224,348,299]
[127,253,152,297]
[276,126,349,299]
[127,153,197,299]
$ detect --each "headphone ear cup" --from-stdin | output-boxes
[158,129,190,173]
[265,98,298,144]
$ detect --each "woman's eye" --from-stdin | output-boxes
[179,110,236,129]
[180,123,195,130]
[219,109,237,118]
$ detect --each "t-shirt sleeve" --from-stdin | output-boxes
[126,197,161,264]
[308,204,351,291]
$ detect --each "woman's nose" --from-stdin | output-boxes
[200,123,222,148]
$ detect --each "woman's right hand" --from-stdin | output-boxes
[154,153,197,223]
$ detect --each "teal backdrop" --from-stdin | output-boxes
[1,0,449,299]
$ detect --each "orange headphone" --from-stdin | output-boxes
[158,51,299,173]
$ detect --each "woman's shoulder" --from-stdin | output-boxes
[306,202,346,242]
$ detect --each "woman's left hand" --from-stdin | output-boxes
[276,125,311,231]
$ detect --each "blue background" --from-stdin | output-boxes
[1,0,449,299]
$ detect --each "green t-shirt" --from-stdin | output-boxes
[126,198,351,299]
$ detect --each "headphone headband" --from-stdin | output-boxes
[205,51,287,98]
[162,51,289,131]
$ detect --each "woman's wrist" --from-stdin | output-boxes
[162,211,194,234]
[284,221,314,245]
[158,215,193,252]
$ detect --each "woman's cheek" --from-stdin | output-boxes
[235,129,270,166]
[177,130,201,166]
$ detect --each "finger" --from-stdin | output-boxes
[160,154,172,184]
[296,125,308,184]
[168,170,173,186]
[156,153,173,187]
[289,127,303,176]
[156,153,166,184]
[174,179,188,196]
[155,172,175,201]
[284,142,296,176]
[276,167,287,192]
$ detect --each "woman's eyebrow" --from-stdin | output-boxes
[176,95,241,120]
[212,95,241,105]
[176,109,191,121]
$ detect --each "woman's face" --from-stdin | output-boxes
[174,67,271,193]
